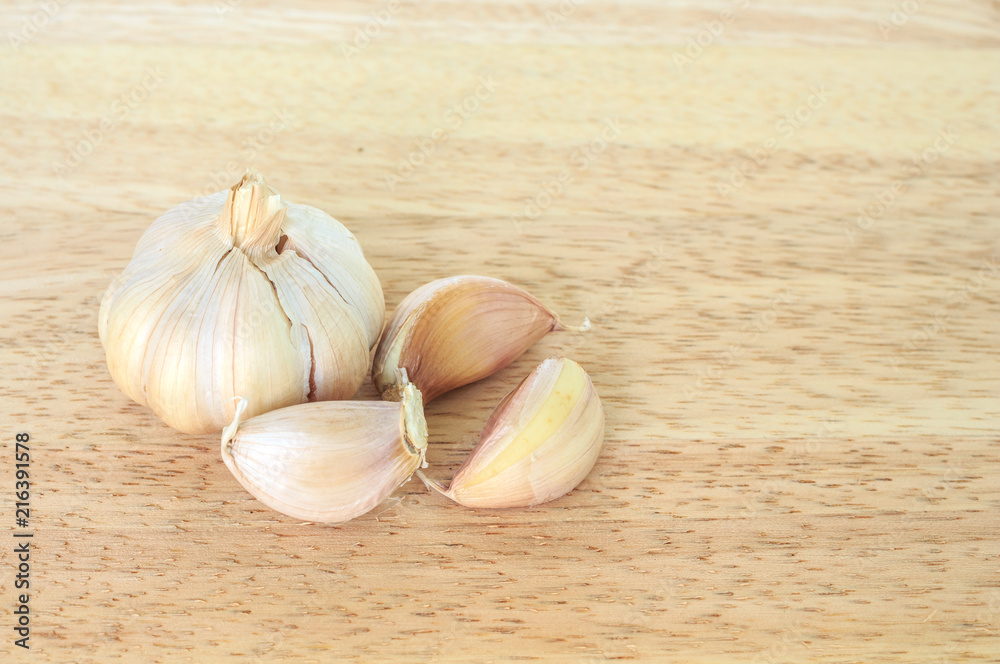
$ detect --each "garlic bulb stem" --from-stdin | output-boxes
[219,171,286,259]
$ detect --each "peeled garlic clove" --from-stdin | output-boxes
[221,383,428,524]
[426,357,604,508]
[99,171,384,434]
[373,276,566,401]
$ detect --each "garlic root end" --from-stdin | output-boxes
[554,316,590,333]
[415,469,450,497]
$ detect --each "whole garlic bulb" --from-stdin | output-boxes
[99,171,384,434]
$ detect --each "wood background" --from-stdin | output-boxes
[1,1,998,661]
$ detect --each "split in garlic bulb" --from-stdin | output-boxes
[221,381,428,524]
[99,171,384,434]
[373,276,581,402]
[421,357,604,509]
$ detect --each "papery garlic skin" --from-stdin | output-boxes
[221,383,428,524]
[373,276,564,402]
[99,171,384,434]
[429,357,605,508]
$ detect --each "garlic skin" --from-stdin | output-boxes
[99,171,384,434]
[221,382,428,524]
[373,276,565,402]
[426,357,604,509]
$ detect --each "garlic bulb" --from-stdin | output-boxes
[99,171,384,434]
[423,357,604,508]
[221,382,428,524]
[373,276,569,402]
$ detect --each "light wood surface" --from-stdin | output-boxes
[1,2,998,662]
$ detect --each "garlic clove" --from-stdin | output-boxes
[424,357,605,509]
[260,252,371,402]
[99,171,384,434]
[221,382,428,524]
[280,202,385,350]
[372,276,566,402]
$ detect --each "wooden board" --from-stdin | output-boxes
[1,1,998,661]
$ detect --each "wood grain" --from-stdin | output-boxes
[1,1,998,662]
